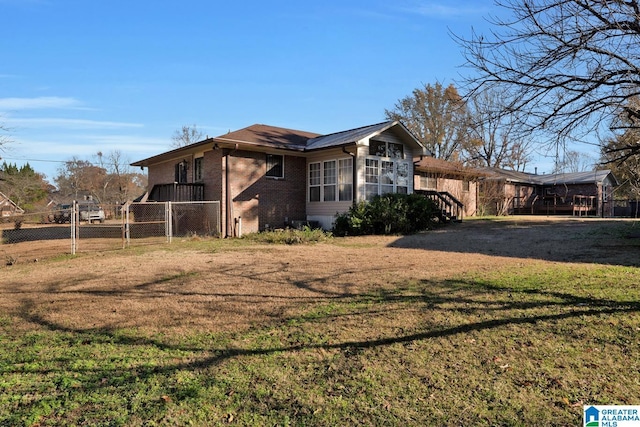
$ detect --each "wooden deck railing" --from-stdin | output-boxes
[149,183,205,202]
[415,190,464,222]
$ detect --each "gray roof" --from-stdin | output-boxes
[535,170,617,185]
[306,121,395,150]
[484,168,617,186]
[306,120,430,154]
[132,121,429,167]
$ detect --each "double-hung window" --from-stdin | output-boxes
[365,159,379,200]
[309,163,321,202]
[323,161,336,202]
[338,158,353,201]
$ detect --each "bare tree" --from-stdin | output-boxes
[465,89,533,171]
[55,157,107,200]
[171,124,204,148]
[457,0,640,162]
[385,83,469,160]
[0,121,11,151]
[55,154,146,204]
[553,150,595,173]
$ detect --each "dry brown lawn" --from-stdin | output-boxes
[2,216,637,337]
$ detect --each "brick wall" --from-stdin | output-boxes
[226,150,306,234]
[147,155,195,188]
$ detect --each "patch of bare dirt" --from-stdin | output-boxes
[0,216,637,337]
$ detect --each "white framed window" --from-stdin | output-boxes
[381,161,394,195]
[266,154,284,178]
[338,158,353,201]
[365,158,411,200]
[309,162,321,202]
[365,159,379,200]
[369,140,404,159]
[308,158,353,202]
[323,160,336,202]
[396,162,409,194]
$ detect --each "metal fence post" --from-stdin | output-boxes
[122,202,129,249]
[166,201,173,243]
[71,200,77,255]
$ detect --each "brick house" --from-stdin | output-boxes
[479,168,618,217]
[413,157,483,219]
[132,121,432,236]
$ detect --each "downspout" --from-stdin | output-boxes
[225,144,238,237]
[343,146,357,204]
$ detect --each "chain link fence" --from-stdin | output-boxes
[1,201,221,262]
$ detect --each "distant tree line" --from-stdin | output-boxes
[0,162,53,212]
[54,150,147,207]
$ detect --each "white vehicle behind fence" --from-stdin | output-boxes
[53,202,105,223]
[78,202,105,223]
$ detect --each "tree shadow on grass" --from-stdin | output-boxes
[8,275,639,368]
[389,219,640,267]
[3,271,639,425]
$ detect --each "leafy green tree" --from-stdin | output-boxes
[0,162,53,211]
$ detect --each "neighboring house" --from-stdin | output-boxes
[479,168,618,217]
[414,157,482,220]
[132,121,433,236]
[0,191,25,218]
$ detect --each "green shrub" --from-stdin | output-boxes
[244,226,332,244]
[333,193,438,236]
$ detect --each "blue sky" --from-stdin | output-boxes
[0,0,566,181]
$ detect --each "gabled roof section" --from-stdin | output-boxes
[305,121,394,150]
[0,191,25,214]
[305,120,431,155]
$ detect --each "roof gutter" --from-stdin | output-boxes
[342,146,357,204]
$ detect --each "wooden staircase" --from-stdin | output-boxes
[415,190,464,223]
